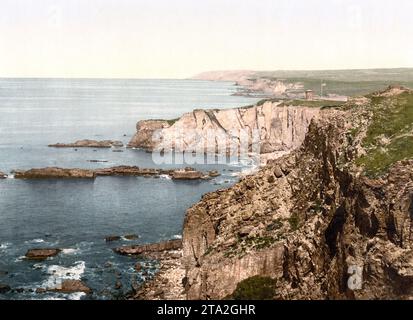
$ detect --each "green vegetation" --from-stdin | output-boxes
[256,98,280,106]
[254,68,413,97]
[288,214,300,231]
[356,136,413,177]
[223,235,278,259]
[355,92,413,177]
[280,99,346,108]
[149,118,179,126]
[229,276,277,300]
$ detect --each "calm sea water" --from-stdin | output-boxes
[0,78,259,300]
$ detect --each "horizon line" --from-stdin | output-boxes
[1,66,413,80]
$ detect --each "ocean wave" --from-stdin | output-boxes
[14,255,25,263]
[0,242,11,250]
[41,261,86,289]
[61,248,81,255]
[41,292,86,301]
[24,238,45,244]
[172,234,182,240]
[159,174,172,180]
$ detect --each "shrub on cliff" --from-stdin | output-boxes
[230,276,276,300]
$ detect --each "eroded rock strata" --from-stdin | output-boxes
[175,86,413,300]
[128,102,320,159]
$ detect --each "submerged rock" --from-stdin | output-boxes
[25,248,61,260]
[49,139,123,148]
[124,234,139,240]
[0,284,11,293]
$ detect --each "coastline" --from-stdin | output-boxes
[132,249,185,300]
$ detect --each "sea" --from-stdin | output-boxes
[0,78,259,300]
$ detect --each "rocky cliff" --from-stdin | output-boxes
[128,102,321,161]
[181,86,413,300]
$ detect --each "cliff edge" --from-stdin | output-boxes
[182,86,413,299]
[128,101,322,162]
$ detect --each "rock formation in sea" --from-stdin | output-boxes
[48,139,123,148]
[25,248,61,260]
[11,166,214,180]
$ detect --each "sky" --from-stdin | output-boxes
[0,0,412,78]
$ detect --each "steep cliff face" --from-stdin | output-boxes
[182,87,413,300]
[128,102,320,159]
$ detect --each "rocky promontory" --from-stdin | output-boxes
[180,86,413,300]
[48,139,123,148]
[128,101,321,163]
[137,86,413,300]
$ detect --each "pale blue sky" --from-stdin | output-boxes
[0,0,412,78]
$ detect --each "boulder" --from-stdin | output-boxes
[50,280,91,294]
[171,170,203,180]
[105,236,121,242]
[208,170,220,177]
[274,165,283,178]
[25,248,61,260]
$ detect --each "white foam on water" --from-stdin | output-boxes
[172,234,182,240]
[24,238,45,244]
[61,248,80,255]
[6,174,14,179]
[41,261,86,289]
[67,292,86,300]
[159,174,172,180]
[14,255,25,262]
[0,242,11,250]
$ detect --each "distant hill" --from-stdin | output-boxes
[193,68,413,97]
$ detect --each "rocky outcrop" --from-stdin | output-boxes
[12,166,211,180]
[25,249,61,260]
[128,102,320,160]
[14,168,96,179]
[114,239,182,256]
[49,280,92,294]
[49,139,123,148]
[0,171,7,179]
[181,87,413,300]
[128,120,170,149]
[171,170,203,180]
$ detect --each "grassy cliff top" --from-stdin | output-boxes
[355,88,413,177]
